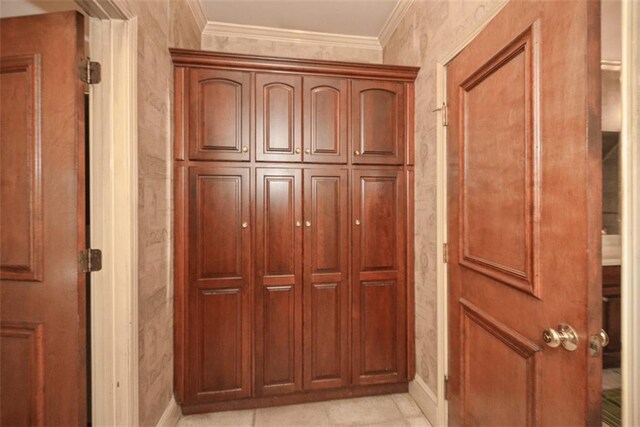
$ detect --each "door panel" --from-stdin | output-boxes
[0,12,86,426]
[352,80,405,165]
[187,167,251,401]
[255,168,302,395]
[303,169,349,389]
[256,74,302,163]
[189,69,251,161]
[303,77,348,164]
[447,1,601,425]
[352,169,406,385]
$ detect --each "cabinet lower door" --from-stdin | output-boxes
[255,168,303,395]
[352,169,407,385]
[187,167,252,401]
[303,169,350,389]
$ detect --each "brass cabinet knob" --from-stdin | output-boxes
[295,221,302,227]
[354,150,361,156]
[305,148,310,154]
[242,222,249,228]
[542,324,578,351]
[295,147,301,154]
[242,146,248,153]
[305,221,311,227]
[355,219,361,225]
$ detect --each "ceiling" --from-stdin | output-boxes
[200,0,399,37]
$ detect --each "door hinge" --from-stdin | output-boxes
[443,242,449,263]
[80,58,101,84]
[444,375,450,400]
[442,103,448,127]
[79,249,102,273]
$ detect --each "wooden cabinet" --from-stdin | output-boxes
[187,167,252,401]
[352,80,405,165]
[352,169,406,385]
[189,69,251,161]
[303,77,348,164]
[256,74,303,163]
[173,50,418,413]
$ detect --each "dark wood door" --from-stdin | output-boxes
[0,12,86,426]
[352,169,406,385]
[303,77,348,164]
[189,69,251,161]
[351,80,405,165]
[187,167,252,401]
[447,1,601,425]
[255,168,303,395]
[256,74,302,163]
[303,169,349,389]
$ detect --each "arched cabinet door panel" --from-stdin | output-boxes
[189,69,251,161]
[352,80,405,165]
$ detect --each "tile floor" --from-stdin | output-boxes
[603,368,622,391]
[178,393,431,427]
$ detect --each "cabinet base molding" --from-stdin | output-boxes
[180,382,408,415]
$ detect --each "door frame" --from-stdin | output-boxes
[77,1,140,425]
[433,1,640,426]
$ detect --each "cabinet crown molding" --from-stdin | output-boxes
[170,49,420,81]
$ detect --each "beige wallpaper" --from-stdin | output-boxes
[116,1,201,425]
[382,0,507,394]
[201,32,382,63]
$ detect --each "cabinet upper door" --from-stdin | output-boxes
[303,77,348,164]
[351,80,405,165]
[189,69,251,161]
[256,74,302,163]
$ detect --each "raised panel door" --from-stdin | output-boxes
[187,167,251,401]
[303,169,349,389]
[352,80,405,165]
[352,169,406,385]
[303,77,347,164]
[189,69,251,161]
[256,74,302,163]
[255,168,303,395]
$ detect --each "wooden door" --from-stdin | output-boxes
[255,168,303,395]
[256,74,302,163]
[189,69,251,161]
[447,1,601,425]
[303,77,348,164]
[303,169,349,389]
[187,167,252,401]
[352,169,406,385]
[351,80,405,165]
[0,12,86,426]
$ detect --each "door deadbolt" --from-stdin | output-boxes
[542,324,579,351]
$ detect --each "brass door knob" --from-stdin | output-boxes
[542,324,579,351]
[595,329,609,347]
[589,329,610,357]
[295,147,301,154]
[242,146,248,153]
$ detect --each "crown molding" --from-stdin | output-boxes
[378,0,414,48]
[186,0,207,33]
[203,21,382,52]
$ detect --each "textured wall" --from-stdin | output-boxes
[382,0,507,394]
[117,1,201,425]
[202,32,382,63]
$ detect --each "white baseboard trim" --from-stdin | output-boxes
[156,397,182,427]
[409,374,438,426]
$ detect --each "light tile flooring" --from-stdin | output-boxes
[178,393,432,427]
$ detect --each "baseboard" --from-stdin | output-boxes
[156,396,182,427]
[409,374,438,426]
